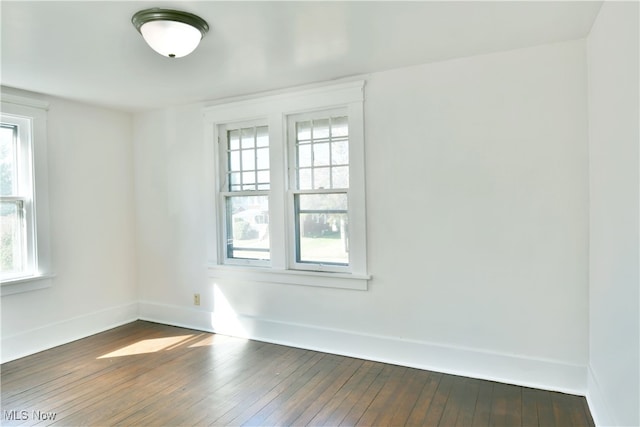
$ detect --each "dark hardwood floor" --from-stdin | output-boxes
[1,321,594,426]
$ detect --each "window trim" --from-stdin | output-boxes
[204,80,369,290]
[1,94,53,296]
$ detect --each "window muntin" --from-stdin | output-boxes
[295,116,349,190]
[221,123,270,264]
[290,111,350,272]
[227,125,269,191]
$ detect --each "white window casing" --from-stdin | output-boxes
[204,80,369,290]
[1,93,53,296]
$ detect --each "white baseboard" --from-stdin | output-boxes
[139,301,587,395]
[1,302,139,363]
[587,364,615,427]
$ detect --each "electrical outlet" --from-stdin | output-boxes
[193,293,200,306]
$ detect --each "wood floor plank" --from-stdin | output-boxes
[453,378,481,427]
[552,391,590,427]
[110,338,284,426]
[0,321,596,427]
[1,322,161,396]
[205,347,315,426]
[49,329,260,426]
[287,357,363,426]
[534,386,557,427]
[471,378,494,426]
[404,370,443,425]
[489,382,522,427]
[387,368,434,426]
[438,375,469,426]
[179,346,313,426]
[223,352,327,426]
[307,360,384,426]
[160,346,308,426]
[337,363,395,426]
[355,364,411,426]
[240,353,344,426]
[521,387,540,427]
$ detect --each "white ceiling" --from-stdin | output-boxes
[1,1,603,112]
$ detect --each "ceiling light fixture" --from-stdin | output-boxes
[132,8,209,58]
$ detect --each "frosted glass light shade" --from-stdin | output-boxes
[140,20,202,58]
[132,8,209,58]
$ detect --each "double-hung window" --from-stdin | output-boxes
[289,111,350,271]
[205,80,368,290]
[1,119,31,277]
[219,122,270,265]
[1,94,52,295]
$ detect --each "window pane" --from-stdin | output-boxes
[229,172,241,186]
[256,147,269,170]
[241,127,255,149]
[1,125,17,196]
[313,143,330,167]
[313,168,330,189]
[229,130,240,150]
[1,200,25,275]
[312,119,330,140]
[256,126,269,147]
[242,171,256,186]
[257,170,269,185]
[332,166,349,189]
[297,121,311,141]
[297,144,311,168]
[331,116,348,138]
[331,140,349,165]
[226,196,269,260]
[298,168,312,190]
[296,193,348,265]
[242,148,255,170]
[229,151,240,172]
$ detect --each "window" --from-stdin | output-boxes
[1,94,52,295]
[205,81,368,290]
[220,122,270,265]
[1,118,32,278]
[289,111,350,271]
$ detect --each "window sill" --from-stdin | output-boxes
[1,274,54,296]
[207,265,369,291]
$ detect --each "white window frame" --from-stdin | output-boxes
[287,108,351,274]
[204,80,369,290]
[217,119,271,267]
[1,94,53,296]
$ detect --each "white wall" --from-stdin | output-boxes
[587,2,640,426]
[135,39,590,393]
[0,89,138,362]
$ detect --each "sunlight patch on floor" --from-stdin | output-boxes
[97,335,194,358]
[188,333,247,348]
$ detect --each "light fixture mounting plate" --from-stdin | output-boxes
[131,8,209,36]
